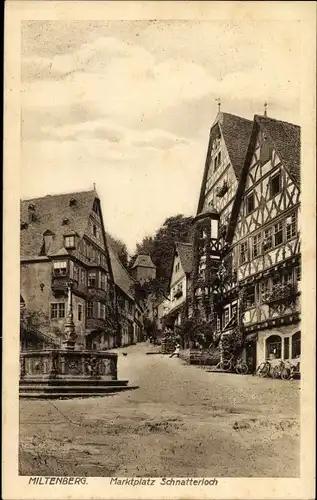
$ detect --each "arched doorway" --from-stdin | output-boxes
[266,334,282,360]
[292,331,301,359]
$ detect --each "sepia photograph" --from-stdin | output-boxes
[3,1,316,499]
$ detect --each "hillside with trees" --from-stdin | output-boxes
[130,214,194,301]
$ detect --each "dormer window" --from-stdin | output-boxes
[62,218,69,225]
[43,230,54,254]
[64,235,75,248]
[69,198,77,207]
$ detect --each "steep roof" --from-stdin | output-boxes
[227,114,301,242]
[131,254,156,269]
[197,112,253,214]
[20,189,96,258]
[108,246,135,301]
[255,114,300,186]
[217,112,254,180]
[175,242,193,274]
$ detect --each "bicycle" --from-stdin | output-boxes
[281,361,300,380]
[256,361,272,378]
[235,357,249,375]
[272,360,286,379]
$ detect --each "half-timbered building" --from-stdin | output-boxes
[191,112,253,333]
[191,109,301,372]
[228,114,301,368]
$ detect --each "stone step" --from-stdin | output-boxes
[19,384,135,393]
[19,385,139,398]
[20,378,129,387]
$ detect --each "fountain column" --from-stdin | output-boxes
[63,282,77,350]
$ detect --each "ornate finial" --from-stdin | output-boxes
[216,98,221,113]
[264,101,268,117]
[93,182,96,190]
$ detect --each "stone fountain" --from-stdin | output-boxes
[20,283,137,398]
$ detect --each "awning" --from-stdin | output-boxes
[245,332,258,343]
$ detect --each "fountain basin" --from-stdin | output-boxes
[19,349,138,398]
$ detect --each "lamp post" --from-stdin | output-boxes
[63,281,77,350]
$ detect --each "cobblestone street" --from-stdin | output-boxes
[19,342,300,477]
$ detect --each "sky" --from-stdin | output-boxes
[21,20,301,254]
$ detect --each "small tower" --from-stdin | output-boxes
[131,254,156,284]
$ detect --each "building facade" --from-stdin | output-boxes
[108,245,145,347]
[228,115,301,368]
[191,111,301,370]
[20,189,117,350]
[160,242,193,329]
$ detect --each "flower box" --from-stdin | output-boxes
[264,283,297,303]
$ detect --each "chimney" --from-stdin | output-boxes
[264,101,268,117]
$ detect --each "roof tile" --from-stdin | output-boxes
[20,190,96,258]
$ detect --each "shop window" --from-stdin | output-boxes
[266,335,282,360]
[292,331,301,358]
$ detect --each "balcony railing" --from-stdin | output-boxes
[51,276,87,296]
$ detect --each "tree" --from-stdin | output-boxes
[20,308,49,334]
[131,276,170,303]
[106,233,129,269]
